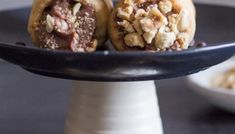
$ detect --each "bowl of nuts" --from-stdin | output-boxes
[188,57,235,112]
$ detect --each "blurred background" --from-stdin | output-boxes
[0,0,235,134]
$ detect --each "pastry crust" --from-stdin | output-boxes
[109,0,196,51]
[28,0,112,49]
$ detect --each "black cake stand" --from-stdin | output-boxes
[0,3,234,134]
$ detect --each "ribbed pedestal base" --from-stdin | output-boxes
[64,81,163,134]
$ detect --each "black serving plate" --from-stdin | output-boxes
[0,4,235,81]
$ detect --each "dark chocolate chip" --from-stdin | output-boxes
[196,41,207,48]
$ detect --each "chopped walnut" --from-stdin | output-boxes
[124,0,134,5]
[140,17,155,33]
[118,20,135,33]
[177,33,189,49]
[159,0,172,14]
[124,33,145,48]
[133,19,143,35]
[85,39,97,52]
[135,9,147,19]
[115,0,193,51]
[143,30,157,44]
[117,6,134,20]
[148,5,168,27]
[148,4,159,16]
[155,28,176,49]
[136,0,147,4]
[168,14,179,34]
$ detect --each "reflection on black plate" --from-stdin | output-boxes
[0,4,234,81]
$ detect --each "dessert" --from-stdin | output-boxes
[28,0,112,52]
[109,0,196,51]
[213,67,235,90]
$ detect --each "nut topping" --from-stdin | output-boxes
[73,3,82,15]
[74,0,89,4]
[135,9,147,19]
[136,0,147,4]
[117,6,134,20]
[148,5,168,27]
[115,0,192,51]
[124,0,134,5]
[143,30,157,44]
[85,39,97,52]
[177,33,189,49]
[140,17,155,33]
[124,33,145,48]
[46,14,55,33]
[168,14,179,34]
[61,19,69,31]
[159,0,172,14]
[118,20,135,33]
[133,20,143,35]
[155,27,176,49]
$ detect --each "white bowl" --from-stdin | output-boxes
[187,58,235,113]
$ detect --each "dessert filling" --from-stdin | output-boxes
[116,0,191,51]
[36,0,97,52]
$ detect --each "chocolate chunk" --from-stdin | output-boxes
[196,41,207,48]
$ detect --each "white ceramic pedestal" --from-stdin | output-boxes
[64,81,163,134]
